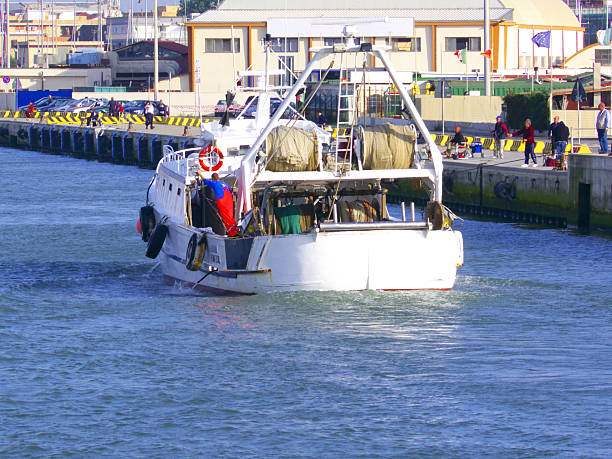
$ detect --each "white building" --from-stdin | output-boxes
[186,0,585,101]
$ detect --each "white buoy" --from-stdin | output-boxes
[411,202,416,222]
[401,202,406,221]
[333,204,338,223]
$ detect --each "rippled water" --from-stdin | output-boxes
[1,147,611,457]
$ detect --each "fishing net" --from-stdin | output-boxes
[266,126,319,172]
[362,123,415,170]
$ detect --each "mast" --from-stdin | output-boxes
[484,0,490,96]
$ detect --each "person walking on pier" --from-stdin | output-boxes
[144,102,155,129]
[596,103,610,154]
[158,100,169,117]
[108,97,117,117]
[511,119,537,167]
[491,116,509,159]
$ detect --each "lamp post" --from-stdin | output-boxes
[153,0,158,100]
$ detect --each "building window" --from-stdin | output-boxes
[205,38,240,53]
[596,48,611,65]
[270,37,298,52]
[445,37,481,52]
[324,37,360,46]
[387,37,421,52]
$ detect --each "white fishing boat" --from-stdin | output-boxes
[139,28,463,294]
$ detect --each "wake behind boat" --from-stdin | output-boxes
[138,26,463,294]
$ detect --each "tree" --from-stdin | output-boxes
[179,0,218,17]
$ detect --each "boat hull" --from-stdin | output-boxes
[157,222,463,295]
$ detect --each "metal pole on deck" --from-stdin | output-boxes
[153,0,159,100]
[484,0,490,96]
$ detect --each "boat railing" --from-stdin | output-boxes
[157,147,203,179]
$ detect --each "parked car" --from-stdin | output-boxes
[37,98,75,112]
[214,99,241,118]
[122,100,164,116]
[242,97,297,119]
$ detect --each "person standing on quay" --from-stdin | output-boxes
[548,115,561,152]
[144,102,155,129]
[511,118,537,167]
[491,116,510,159]
[596,103,610,154]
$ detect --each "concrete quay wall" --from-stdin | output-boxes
[0,119,197,170]
[391,156,611,230]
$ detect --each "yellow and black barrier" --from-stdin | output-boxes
[0,110,596,154]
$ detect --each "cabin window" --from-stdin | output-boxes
[269,37,298,53]
[596,49,612,65]
[177,188,181,196]
[169,183,173,191]
[445,37,481,52]
[205,38,240,53]
[163,178,166,187]
[324,37,360,46]
[387,37,421,52]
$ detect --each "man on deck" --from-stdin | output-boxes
[197,171,238,236]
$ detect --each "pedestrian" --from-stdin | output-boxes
[158,99,169,117]
[144,102,155,129]
[548,115,561,152]
[25,102,35,118]
[86,108,99,127]
[317,111,327,128]
[108,97,117,117]
[490,115,510,159]
[511,118,538,167]
[551,120,569,167]
[596,102,610,155]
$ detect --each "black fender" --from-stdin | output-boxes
[185,233,206,272]
[139,206,156,242]
[145,223,168,259]
[425,201,444,231]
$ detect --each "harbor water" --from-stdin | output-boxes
[1,147,611,457]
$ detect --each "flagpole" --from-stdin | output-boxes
[484,0,491,96]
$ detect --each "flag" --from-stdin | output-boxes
[532,31,551,48]
[454,48,467,63]
[481,49,492,60]
[597,28,612,46]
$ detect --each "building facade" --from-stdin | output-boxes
[187,0,585,100]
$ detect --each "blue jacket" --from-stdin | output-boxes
[204,179,232,200]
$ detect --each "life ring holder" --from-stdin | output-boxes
[199,146,224,172]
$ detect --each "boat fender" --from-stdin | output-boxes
[425,201,444,230]
[139,206,156,242]
[185,233,207,271]
[145,223,168,259]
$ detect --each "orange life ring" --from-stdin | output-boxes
[198,146,224,171]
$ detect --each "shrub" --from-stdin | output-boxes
[503,92,550,132]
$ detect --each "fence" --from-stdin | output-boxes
[304,82,405,125]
